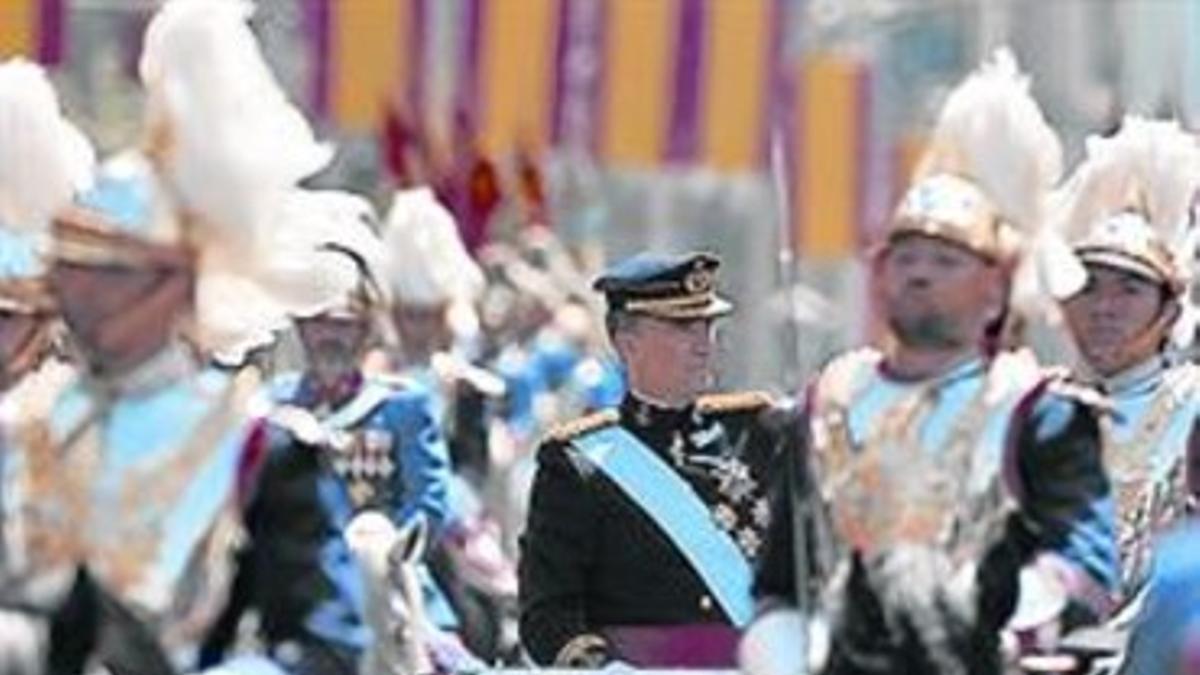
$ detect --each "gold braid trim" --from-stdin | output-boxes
[697,390,774,414]
[543,409,619,444]
[14,369,253,608]
[623,292,715,312]
[1101,363,1200,592]
[13,377,102,578]
[809,349,1037,561]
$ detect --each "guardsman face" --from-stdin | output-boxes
[877,234,1005,351]
[1061,263,1176,377]
[391,302,448,358]
[615,314,716,404]
[297,309,372,381]
[49,260,193,374]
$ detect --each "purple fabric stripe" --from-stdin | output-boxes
[457,0,484,117]
[37,0,65,65]
[761,0,793,168]
[605,625,740,667]
[409,0,428,114]
[665,0,705,163]
[854,63,873,248]
[585,0,608,155]
[552,0,607,153]
[550,0,574,146]
[764,0,797,253]
[304,0,331,120]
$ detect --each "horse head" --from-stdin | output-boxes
[345,510,432,675]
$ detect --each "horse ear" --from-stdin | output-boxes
[390,516,428,568]
[345,511,399,560]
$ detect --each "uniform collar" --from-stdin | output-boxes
[878,352,985,389]
[621,391,698,430]
[1096,355,1165,397]
[88,341,196,398]
[296,370,365,413]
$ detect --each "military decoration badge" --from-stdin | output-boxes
[331,428,396,506]
[683,267,713,295]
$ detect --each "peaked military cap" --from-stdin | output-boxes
[592,251,732,320]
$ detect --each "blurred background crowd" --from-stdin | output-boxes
[10,0,1200,392]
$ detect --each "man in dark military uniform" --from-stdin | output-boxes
[198,204,462,675]
[519,251,791,668]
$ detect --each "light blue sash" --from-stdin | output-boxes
[572,426,754,627]
[324,383,393,430]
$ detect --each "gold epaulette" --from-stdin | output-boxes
[1045,375,1112,413]
[697,390,774,414]
[544,408,619,443]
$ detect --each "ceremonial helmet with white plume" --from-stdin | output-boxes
[58,0,361,361]
[274,188,391,321]
[383,187,485,308]
[1050,116,1200,298]
[383,187,486,350]
[889,48,1063,267]
[0,58,95,314]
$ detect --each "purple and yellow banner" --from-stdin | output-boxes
[795,55,873,259]
[701,0,772,171]
[307,0,425,131]
[600,0,777,169]
[474,0,559,155]
[304,0,881,262]
[311,0,562,147]
[599,0,677,166]
[597,0,775,169]
[308,0,785,173]
[0,0,65,65]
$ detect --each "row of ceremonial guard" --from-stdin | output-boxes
[0,0,629,672]
[517,50,1200,675]
[1,2,1199,672]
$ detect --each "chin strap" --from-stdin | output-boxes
[0,319,53,391]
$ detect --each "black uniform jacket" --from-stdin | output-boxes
[519,391,795,665]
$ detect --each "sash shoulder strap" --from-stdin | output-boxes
[571,425,754,627]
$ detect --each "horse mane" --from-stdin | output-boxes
[822,546,1004,675]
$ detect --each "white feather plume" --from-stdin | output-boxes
[383,187,484,306]
[1051,116,1200,250]
[260,189,390,313]
[196,189,388,358]
[136,0,359,359]
[1049,116,1200,341]
[0,58,95,234]
[140,0,332,247]
[916,48,1062,234]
